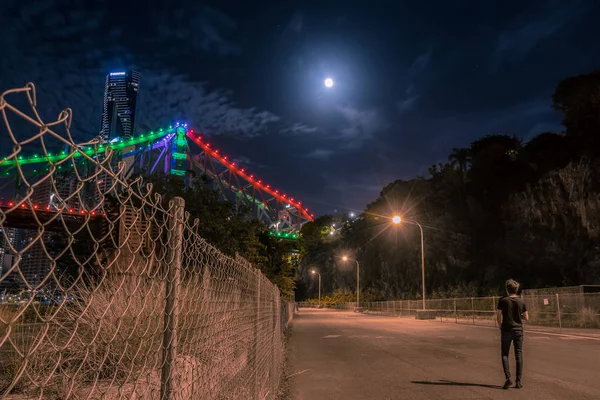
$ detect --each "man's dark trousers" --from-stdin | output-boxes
[501,330,523,382]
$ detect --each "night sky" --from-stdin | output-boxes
[2,0,600,216]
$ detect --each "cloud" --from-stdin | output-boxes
[397,84,418,114]
[0,1,316,143]
[397,50,432,116]
[409,51,432,74]
[278,122,320,135]
[424,97,561,156]
[136,73,283,138]
[337,106,387,148]
[288,11,303,33]
[490,2,583,68]
[305,148,334,160]
[157,6,241,56]
[231,156,268,169]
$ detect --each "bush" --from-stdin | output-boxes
[578,307,600,328]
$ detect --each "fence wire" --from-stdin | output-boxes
[0,84,292,399]
[299,293,600,337]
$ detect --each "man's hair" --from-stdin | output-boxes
[506,279,520,295]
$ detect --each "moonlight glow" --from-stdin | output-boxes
[324,78,334,88]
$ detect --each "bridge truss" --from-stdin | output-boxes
[1,111,313,236]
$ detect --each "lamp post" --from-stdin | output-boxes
[342,256,360,309]
[392,215,426,310]
[311,270,321,307]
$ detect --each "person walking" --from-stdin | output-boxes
[497,279,529,389]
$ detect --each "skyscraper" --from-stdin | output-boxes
[99,70,140,141]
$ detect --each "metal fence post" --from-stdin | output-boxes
[471,297,475,325]
[556,293,562,332]
[454,298,457,324]
[492,296,497,327]
[161,197,185,400]
[253,270,261,398]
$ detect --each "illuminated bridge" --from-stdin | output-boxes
[0,123,313,238]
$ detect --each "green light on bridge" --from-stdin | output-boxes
[235,192,265,209]
[0,126,179,167]
[268,231,299,240]
[170,169,186,176]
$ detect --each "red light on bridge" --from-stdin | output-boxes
[20,203,26,208]
[80,210,86,215]
[69,208,74,214]
[34,204,39,209]
[8,202,14,207]
[91,211,97,216]
[46,205,50,210]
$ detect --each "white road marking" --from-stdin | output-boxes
[436,336,456,338]
[323,335,341,338]
[529,336,550,339]
[560,336,587,340]
[286,369,312,378]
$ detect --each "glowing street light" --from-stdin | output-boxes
[391,214,426,310]
[342,256,360,309]
[311,269,322,307]
[324,77,334,88]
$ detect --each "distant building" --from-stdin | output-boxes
[99,70,140,141]
[18,230,52,287]
[33,172,79,210]
[0,227,20,290]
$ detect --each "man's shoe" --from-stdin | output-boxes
[503,379,513,389]
[515,381,523,389]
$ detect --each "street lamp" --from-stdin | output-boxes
[391,214,426,310]
[311,270,321,307]
[342,256,360,309]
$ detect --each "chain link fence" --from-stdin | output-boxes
[298,293,600,337]
[0,84,292,398]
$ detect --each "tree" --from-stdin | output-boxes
[553,69,600,141]
[448,147,471,184]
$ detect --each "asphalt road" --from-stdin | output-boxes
[286,309,600,400]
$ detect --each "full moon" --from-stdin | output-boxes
[324,78,334,88]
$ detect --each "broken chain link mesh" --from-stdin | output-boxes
[0,84,290,399]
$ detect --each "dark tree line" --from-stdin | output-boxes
[296,69,600,301]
